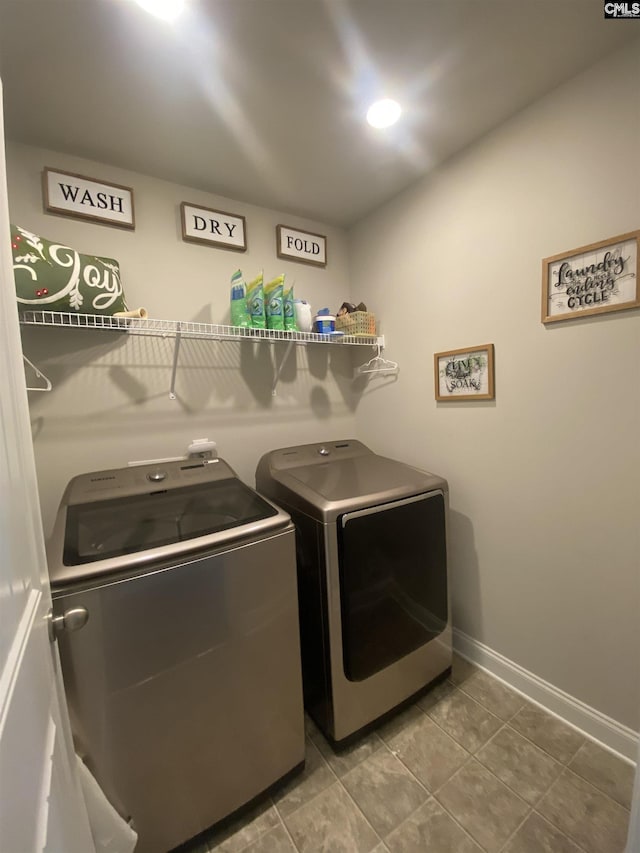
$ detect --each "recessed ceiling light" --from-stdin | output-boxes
[366,99,401,129]
[134,0,185,22]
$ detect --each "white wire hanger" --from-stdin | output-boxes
[23,354,52,392]
[354,344,399,378]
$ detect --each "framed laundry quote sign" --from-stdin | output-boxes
[542,230,639,323]
[181,202,247,251]
[43,168,135,229]
[434,344,495,402]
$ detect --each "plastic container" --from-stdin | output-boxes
[294,300,313,332]
[314,314,335,334]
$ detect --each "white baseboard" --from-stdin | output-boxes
[453,628,638,764]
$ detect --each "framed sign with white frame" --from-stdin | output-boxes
[542,230,639,324]
[43,167,135,229]
[276,224,326,267]
[434,344,495,402]
[181,202,247,251]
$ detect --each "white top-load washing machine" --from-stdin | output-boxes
[47,457,304,853]
[256,439,451,745]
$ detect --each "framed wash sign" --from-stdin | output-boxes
[542,230,639,323]
[434,344,495,402]
[43,168,135,229]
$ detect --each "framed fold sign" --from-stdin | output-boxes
[542,229,640,323]
[276,225,326,267]
[434,344,495,402]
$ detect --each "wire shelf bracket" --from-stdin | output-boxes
[169,328,182,400]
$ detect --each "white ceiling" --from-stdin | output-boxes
[0,1,635,226]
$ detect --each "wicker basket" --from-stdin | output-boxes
[335,310,376,336]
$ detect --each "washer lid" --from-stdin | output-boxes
[63,478,280,567]
[48,459,291,586]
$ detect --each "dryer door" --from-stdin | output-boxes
[338,491,447,682]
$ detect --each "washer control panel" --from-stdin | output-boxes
[65,457,232,506]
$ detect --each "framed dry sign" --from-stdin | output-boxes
[434,344,495,402]
[542,229,639,324]
[43,168,135,229]
[276,225,326,267]
[181,202,247,251]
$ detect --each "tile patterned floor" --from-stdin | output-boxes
[184,656,634,853]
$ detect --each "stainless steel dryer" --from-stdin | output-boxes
[47,458,304,853]
[256,439,451,744]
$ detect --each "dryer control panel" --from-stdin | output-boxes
[267,439,370,471]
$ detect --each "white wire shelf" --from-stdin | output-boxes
[19,310,383,347]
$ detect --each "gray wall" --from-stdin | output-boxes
[8,143,360,535]
[349,42,640,730]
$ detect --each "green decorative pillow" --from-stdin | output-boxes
[11,224,128,315]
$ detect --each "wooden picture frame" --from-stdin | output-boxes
[434,344,495,401]
[180,202,247,251]
[542,229,639,324]
[43,167,135,229]
[276,224,327,267]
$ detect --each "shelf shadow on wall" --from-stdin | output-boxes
[20,317,368,420]
[238,340,346,416]
[352,372,399,399]
[239,339,277,407]
[21,323,133,419]
[21,323,128,389]
[327,345,398,413]
[448,509,482,640]
[108,364,150,405]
